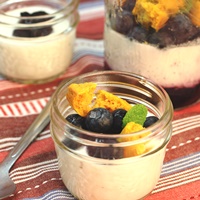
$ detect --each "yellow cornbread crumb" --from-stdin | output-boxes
[119,122,149,157]
[158,0,185,15]
[66,82,97,117]
[133,1,169,31]
[66,83,131,116]
[189,1,200,26]
[92,90,132,112]
[132,0,185,31]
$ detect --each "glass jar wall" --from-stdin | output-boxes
[0,0,79,84]
[50,71,173,200]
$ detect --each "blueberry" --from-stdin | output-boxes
[128,25,148,42]
[148,31,174,48]
[62,138,82,150]
[87,138,123,159]
[13,29,31,37]
[85,108,113,133]
[66,114,85,128]
[20,11,51,23]
[110,10,135,34]
[64,114,86,150]
[112,109,127,133]
[159,14,199,45]
[122,0,136,11]
[13,11,53,37]
[143,116,159,128]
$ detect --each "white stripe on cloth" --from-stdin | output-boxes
[0,97,50,117]
[0,130,51,152]
[162,152,200,176]
[6,152,200,193]
[22,189,73,200]
[153,165,200,193]
[78,0,105,21]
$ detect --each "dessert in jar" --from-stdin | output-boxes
[104,0,200,108]
[0,0,79,84]
[50,71,173,200]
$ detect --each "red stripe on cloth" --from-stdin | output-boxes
[174,101,200,119]
[0,137,54,163]
[29,101,38,113]
[0,80,27,91]
[7,105,15,115]
[14,137,55,165]
[22,102,31,114]
[77,17,104,39]
[147,180,200,200]
[13,178,65,200]
[0,152,9,163]
[60,56,105,79]
[14,103,23,115]
[164,127,200,162]
[37,99,44,110]
[0,106,7,116]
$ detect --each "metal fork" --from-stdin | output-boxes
[0,79,67,199]
[0,97,51,199]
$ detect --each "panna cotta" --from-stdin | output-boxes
[104,0,200,108]
[50,71,173,200]
[0,0,79,83]
[56,145,166,200]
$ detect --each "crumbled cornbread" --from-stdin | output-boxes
[158,0,185,15]
[119,122,149,157]
[133,1,169,31]
[66,82,97,117]
[93,90,132,112]
[66,83,131,116]
[120,122,146,141]
[132,0,185,31]
[189,1,200,26]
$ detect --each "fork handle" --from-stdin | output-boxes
[2,98,51,170]
[1,78,68,172]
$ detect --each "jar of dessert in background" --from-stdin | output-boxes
[104,0,200,108]
[50,70,173,200]
[0,0,79,84]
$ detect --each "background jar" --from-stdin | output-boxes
[0,0,79,84]
[104,0,200,108]
[50,70,173,200]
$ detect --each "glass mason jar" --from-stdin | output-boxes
[50,70,173,200]
[0,0,79,84]
[104,0,200,108]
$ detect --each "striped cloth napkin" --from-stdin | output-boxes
[0,0,200,199]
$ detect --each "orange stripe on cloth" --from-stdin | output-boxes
[146,180,200,200]
[0,137,55,164]
[174,101,200,119]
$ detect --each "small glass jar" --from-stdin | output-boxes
[0,0,79,84]
[104,0,200,108]
[50,70,173,200]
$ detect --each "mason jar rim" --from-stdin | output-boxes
[51,70,173,144]
[0,0,79,27]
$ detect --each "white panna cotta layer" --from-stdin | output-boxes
[55,145,166,200]
[0,6,76,82]
[104,26,200,88]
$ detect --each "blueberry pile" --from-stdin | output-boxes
[109,2,200,48]
[66,108,127,134]
[13,11,53,37]
[66,107,159,159]
[66,107,158,134]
